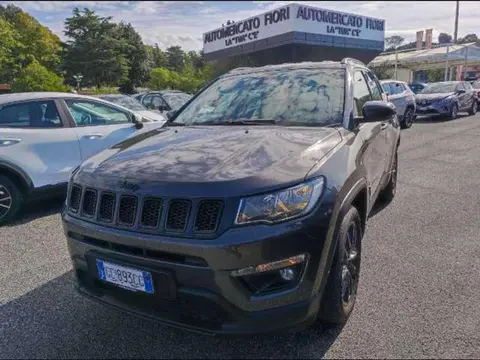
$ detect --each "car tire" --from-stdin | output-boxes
[401,107,415,129]
[379,150,397,204]
[0,175,23,226]
[468,101,477,116]
[449,103,458,120]
[317,205,363,325]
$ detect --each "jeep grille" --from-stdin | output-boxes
[68,184,224,235]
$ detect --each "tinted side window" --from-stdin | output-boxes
[0,100,62,128]
[353,71,372,116]
[364,71,383,100]
[65,100,131,127]
[381,83,393,95]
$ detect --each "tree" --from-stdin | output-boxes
[63,8,129,88]
[12,60,69,92]
[0,4,62,73]
[385,35,404,51]
[438,33,452,44]
[0,16,23,83]
[166,46,185,72]
[116,22,148,93]
[369,62,392,80]
[458,33,479,44]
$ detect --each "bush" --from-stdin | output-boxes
[78,86,120,95]
[11,61,70,92]
[146,66,212,94]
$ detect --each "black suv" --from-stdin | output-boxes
[63,58,400,335]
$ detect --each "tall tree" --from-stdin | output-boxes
[458,33,479,44]
[63,8,129,88]
[166,45,185,72]
[438,32,452,44]
[0,4,63,74]
[384,35,404,51]
[117,22,148,93]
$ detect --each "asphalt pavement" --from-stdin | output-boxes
[1,113,480,359]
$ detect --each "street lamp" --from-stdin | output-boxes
[72,74,83,91]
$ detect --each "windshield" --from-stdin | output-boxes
[98,95,147,111]
[173,68,345,126]
[162,92,192,109]
[419,82,457,94]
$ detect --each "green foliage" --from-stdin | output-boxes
[369,62,392,80]
[166,46,186,72]
[425,69,445,82]
[11,61,70,92]
[79,86,120,95]
[384,35,404,51]
[147,64,213,94]
[438,33,452,44]
[63,8,129,88]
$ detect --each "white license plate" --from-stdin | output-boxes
[96,259,154,294]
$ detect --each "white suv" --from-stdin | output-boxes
[380,80,417,129]
[0,92,165,224]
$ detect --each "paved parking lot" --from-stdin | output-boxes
[1,114,480,359]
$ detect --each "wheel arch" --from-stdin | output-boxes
[312,175,368,298]
[0,160,33,194]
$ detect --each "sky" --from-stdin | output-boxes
[1,1,478,52]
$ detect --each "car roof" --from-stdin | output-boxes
[0,92,108,105]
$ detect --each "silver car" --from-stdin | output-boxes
[380,80,416,129]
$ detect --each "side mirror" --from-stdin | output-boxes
[132,114,144,129]
[362,101,396,123]
[166,110,177,120]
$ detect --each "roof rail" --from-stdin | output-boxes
[341,58,366,67]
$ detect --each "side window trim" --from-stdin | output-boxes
[362,70,382,101]
[352,69,373,117]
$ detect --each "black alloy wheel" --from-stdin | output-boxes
[401,107,414,129]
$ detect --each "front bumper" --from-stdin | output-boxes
[63,190,335,335]
[415,102,452,117]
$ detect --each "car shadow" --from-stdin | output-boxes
[414,113,470,124]
[368,199,390,219]
[0,271,342,359]
[6,197,65,226]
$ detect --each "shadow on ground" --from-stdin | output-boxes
[5,197,64,227]
[414,114,469,124]
[0,271,342,359]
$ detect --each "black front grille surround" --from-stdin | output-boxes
[68,184,224,236]
[82,189,97,217]
[118,195,138,226]
[166,200,191,232]
[69,185,82,212]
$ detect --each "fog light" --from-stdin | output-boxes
[279,267,295,281]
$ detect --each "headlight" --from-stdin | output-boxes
[235,177,325,225]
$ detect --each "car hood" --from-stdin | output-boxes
[136,110,166,122]
[76,125,342,197]
[415,92,455,101]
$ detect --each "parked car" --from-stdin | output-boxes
[134,90,192,115]
[63,58,400,335]
[408,83,427,94]
[415,81,478,119]
[95,94,166,123]
[380,80,416,129]
[0,92,166,224]
[472,79,480,103]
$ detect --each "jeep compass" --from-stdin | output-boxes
[62,58,400,335]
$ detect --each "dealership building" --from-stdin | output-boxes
[203,3,385,66]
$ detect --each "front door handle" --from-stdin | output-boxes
[381,123,388,130]
[82,134,104,140]
[0,138,22,146]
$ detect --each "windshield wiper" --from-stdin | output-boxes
[196,119,278,126]
[166,122,186,126]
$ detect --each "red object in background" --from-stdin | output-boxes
[425,29,433,49]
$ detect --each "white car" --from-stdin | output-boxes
[0,92,166,224]
[95,94,166,123]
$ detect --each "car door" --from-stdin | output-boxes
[61,98,156,161]
[364,70,394,193]
[142,94,170,115]
[0,99,82,188]
[353,70,387,198]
